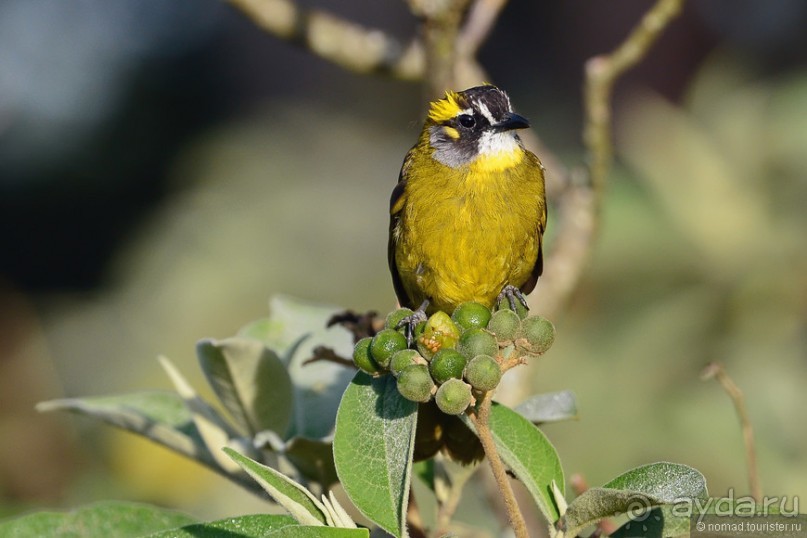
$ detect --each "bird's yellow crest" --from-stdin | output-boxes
[427,91,463,123]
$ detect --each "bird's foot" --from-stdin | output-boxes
[496,285,529,313]
[397,300,430,347]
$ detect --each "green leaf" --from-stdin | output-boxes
[610,505,690,538]
[560,462,708,536]
[197,337,293,437]
[284,436,339,487]
[333,372,418,538]
[514,390,578,424]
[267,528,369,537]
[159,356,243,473]
[562,488,664,536]
[36,391,218,469]
[0,500,195,538]
[145,514,296,537]
[241,295,356,440]
[239,317,283,353]
[464,402,565,523]
[224,447,328,526]
[603,462,708,500]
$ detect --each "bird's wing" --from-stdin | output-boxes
[519,189,547,296]
[387,151,415,309]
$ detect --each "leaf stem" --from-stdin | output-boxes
[469,392,529,538]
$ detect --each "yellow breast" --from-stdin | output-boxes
[394,145,545,313]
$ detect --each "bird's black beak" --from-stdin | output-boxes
[495,112,530,132]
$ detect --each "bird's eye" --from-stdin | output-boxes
[458,114,476,128]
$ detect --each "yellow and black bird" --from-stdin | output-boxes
[388,85,547,462]
[389,84,546,320]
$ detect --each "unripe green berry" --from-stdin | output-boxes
[457,328,498,360]
[520,316,555,354]
[385,308,414,332]
[390,349,425,376]
[464,355,502,392]
[353,337,381,375]
[417,311,460,359]
[514,301,529,320]
[370,329,408,368]
[397,364,435,403]
[497,300,529,320]
[435,379,473,415]
[451,302,492,332]
[487,309,521,342]
[429,349,467,384]
[413,320,427,340]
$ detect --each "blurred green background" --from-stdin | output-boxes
[1,0,805,527]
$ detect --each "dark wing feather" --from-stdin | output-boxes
[519,200,547,296]
[387,151,415,309]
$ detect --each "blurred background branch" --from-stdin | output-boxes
[457,0,508,58]
[227,0,424,78]
[584,0,685,197]
[701,362,761,503]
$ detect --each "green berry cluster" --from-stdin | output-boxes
[352,301,555,416]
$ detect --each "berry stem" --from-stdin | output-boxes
[469,391,529,538]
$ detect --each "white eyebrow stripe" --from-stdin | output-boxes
[476,101,496,125]
[455,108,473,117]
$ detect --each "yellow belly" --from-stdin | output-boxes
[395,153,544,314]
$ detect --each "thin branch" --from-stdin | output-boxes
[302,346,355,368]
[226,0,424,79]
[584,0,685,196]
[458,0,509,57]
[701,362,762,502]
[469,392,529,538]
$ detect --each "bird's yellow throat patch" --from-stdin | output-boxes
[471,148,524,173]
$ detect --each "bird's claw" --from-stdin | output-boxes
[397,309,428,347]
[397,299,429,347]
[496,285,529,313]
